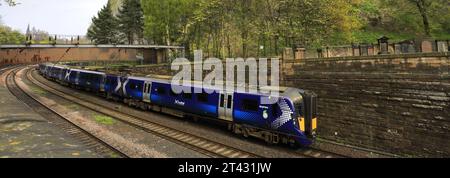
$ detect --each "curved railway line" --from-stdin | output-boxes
[3,66,128,158]
[2,64,358,158]
[27,66,351,158]
[25,66,266,158]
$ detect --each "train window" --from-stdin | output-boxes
[146,84,152,93]
[242,99,258,112]
[227,95,233,109]
[272,104,280,117]
[220,94,225,107]
[156,87,166,95]
[196,93,208,103]
[182,92,192,100]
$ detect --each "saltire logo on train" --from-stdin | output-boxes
[123,79,129,96]
[65,70,71,81]
[114,76,122,93]
[271,99,293,130]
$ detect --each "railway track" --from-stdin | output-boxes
[4,66,128,158]
[2,64,390,158]
[297,147,347,158]
[26,67,262,158]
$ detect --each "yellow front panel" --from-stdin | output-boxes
[299,117,305,132]
[312,118,317,130]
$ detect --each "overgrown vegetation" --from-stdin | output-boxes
[103,0,450,57]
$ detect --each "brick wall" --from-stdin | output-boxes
[0,47,139,65]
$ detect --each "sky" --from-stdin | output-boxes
[0,0,109,35]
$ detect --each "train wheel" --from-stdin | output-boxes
[227,124,233,131]
[233,124,242,135]
[139,103,147,111]
[288,138,297,148]
[264,134,273,144]
[243,128,249,138]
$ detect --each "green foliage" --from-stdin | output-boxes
[88,0,144,44]
[141,0,195,46]
[138,0,450,56]
[141,0,363,57]
[117,0,144,44]
[87,3,123,44]
[0,25,25,44]
[0,1,24,44]
[361,0,450,38]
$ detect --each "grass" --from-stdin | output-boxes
[30,86,47,95]
[93,115,116,125]
[431,32,450,40]
[350,29,450,44]
[66,104,80,111]
[109,152,121,158]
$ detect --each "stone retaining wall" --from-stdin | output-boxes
[132,53,450,157]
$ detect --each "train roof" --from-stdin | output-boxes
[47,64,69,69]
[127,75,296,96]
[42,63,304,97]
[127,76,168,83]
[70,68,106,75]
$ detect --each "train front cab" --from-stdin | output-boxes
[285,88,318,140]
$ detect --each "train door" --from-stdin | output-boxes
[218,92,234,122]
[143,81,152,103]
[75,71,80,85]
[100,75,106,92]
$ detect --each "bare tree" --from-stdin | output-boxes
[409,0,431,36]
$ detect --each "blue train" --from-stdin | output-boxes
[38,63,318,146]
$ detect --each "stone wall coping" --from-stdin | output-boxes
[284,52,450,63]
